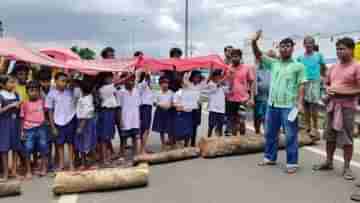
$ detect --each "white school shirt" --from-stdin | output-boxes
[76,94,95,119]
[98,84,119,108]
[182,72,207,110]
[45,87,76,126]
[154,90,173,107]
[202,81,228,114]
[173,88,200,112]
[118,88,140,130]
[138,81,154,106]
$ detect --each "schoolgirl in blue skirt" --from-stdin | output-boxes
[152,77,173,151]
[95,72,119,164]
[0,75,26,181]
[173,74,201,147]
[137,71,154,154]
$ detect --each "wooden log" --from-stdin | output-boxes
[199,133,315,158]
[53,163,149,195]
[134,147,200,165]
[0,181,21,197]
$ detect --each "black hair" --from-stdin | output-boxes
[211,69,223,77]
[189,70,202,82]
[159,76,170,84]
[336,37,355,50]
[11,62,29,76]
[134,51,144,57]
[0,74,15,87]
[37,68,52,81]
[54,72,68,80]
[169,47,183,58]
[95,72,113,88]
[101,47,115,59]
[231,49,243,57]
[79,76,95,95]
[26,80,40,91]
[279,38,295,47]
[224,45,233,52]
[139,72,151,84]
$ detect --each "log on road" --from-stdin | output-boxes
[134,147,200,165]
[53,163,149,195]
[0,181,21,197]
[199,133,315,158]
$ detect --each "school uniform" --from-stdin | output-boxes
[202,81,227,131]
[173,88,200,141]
[152,90,173,135]
[0,90,25,154]
[138,81,154,135]
[45,87,77,145]
[97,84,119,143]
[75,94,97,154]
[118,88,141,138]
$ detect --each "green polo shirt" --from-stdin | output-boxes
[261,55,306,108]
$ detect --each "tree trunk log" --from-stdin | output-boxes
[134,147,200,165]
[0,181,21,197]
[199,133,315,158]
[53,163,149,195]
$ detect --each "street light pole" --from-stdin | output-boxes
[0,21,3,38]
[185,0,189,58]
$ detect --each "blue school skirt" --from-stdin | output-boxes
[152,107,170,134]
[209,112,225,129]
[75,118,97,154]
[56,116,77,145]
[97,108,117,143]
[140,105,153,135]
[0,114,24,153]
[174,111,193,141]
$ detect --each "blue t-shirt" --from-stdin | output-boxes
[297,52,325,81]
[255,65,271,102]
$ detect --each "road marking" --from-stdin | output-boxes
[304,146,360,169]
[58,194,79,203]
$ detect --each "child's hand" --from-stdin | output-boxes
[20,131,26,141]
[10,102,21,109]
[51,127,59,138]
[76,127,82,136]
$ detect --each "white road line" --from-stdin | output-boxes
[58,194,79,203]
[304,146,360,169]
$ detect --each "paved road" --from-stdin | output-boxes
[3,112,360,203]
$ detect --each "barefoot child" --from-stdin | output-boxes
[152,77,173,151]
[46,72,77,171]
[21,81,48,178]
[75,78,97,170]
[96,72,119,165]
[117,74,141,157]
[0,75,25,180]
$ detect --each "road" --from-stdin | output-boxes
[2,111,360,203]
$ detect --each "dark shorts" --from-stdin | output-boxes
[174,111,193,140]
[254,100,267,120]
[152,107,171,134]
[209,112,225,129]
[324,107,354,147]
[226,101,247,119]
[140,105,153,135]
[56,117,77,145]
[24,125,49,158]
[121,128,140,139]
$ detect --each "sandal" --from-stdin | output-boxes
[312,162,334,171]
[286,167,297,174]
[344,168,356,181]
[258,160,276,166]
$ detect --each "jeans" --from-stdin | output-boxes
[24,125,49,158]
[264,106,299,167]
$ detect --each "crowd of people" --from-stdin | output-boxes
[0,30,360,201]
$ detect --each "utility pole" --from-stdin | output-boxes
[185,0,189,58]
[0,21,3,38]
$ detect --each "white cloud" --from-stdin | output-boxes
[156,15,181,33]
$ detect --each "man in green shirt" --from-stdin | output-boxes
[251,30,305,174]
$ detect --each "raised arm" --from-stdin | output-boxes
[251,30,263,60]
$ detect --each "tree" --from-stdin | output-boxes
[71,46,96,60]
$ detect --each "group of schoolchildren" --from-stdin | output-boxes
[0,47,241,182]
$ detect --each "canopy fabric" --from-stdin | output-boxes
[40,48,81,62]
[0,38,69,68]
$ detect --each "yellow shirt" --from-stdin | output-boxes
[354,42,360,62]
[16,84,29,101]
